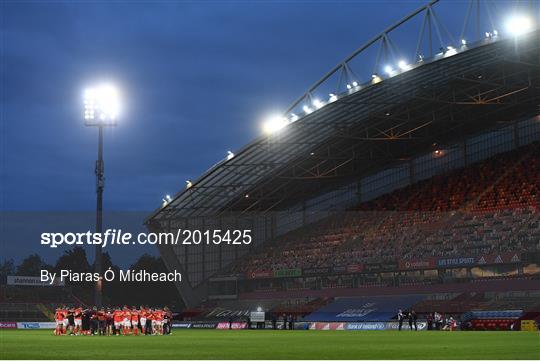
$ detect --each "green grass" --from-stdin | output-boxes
[0,329,539,359]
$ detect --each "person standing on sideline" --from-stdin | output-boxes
[411,310,418,331]
[397,309,405,331]
[288,314,293,330]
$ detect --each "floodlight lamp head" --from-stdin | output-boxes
[84,83,121,126]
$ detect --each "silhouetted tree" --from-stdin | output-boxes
[0,259,15,283]
[54,246,90,274]
[16,254,50,276]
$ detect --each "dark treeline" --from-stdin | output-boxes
[0,247,182,309]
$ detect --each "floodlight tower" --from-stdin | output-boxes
[83,84,120,306]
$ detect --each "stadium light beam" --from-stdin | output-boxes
[83,82,121,307]
[263,114,288,134]
[505,16,533,36]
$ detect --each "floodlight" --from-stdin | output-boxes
[346,84,352,90]
[165,194,172,202]
[302,105,313,114]
[461,39,467,45]
[290,113,299,122]
[384,65,394,76]
[352,81,358,87]
[433,149,445,158]
[83,84,120,125]
[186,180,193,189]
[82,81,122,307]
[397,60,409,71]
[506,16,533,36]
[263,114,288,134]
[312,99,324,109]
[227,151,234,160]
[445,46,457,56]
[329,93,338,102]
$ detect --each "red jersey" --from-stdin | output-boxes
[113,310,123,322]
[74,308,83,320]
[55,310,64,321]
[130,310,139,322]
[153,310,163,321]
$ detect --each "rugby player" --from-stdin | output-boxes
[113,307,124,336]
[54,306,65,335]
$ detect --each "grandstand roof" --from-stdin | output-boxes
[147,28,540,224]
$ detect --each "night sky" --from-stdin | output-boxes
[1,0,523,265]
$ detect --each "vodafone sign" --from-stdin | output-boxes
[399,258,436,270]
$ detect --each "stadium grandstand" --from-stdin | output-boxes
[145,0,540,331]
[0,280,86,323]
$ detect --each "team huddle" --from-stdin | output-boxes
[54,306,172,336]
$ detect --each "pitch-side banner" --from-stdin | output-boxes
[309,322,346,330]
[0,322,17,329]
[309,322,428,331]
[216,322,247,329]
[16,322,56,329]
[190,322,218,329]
[172,322,192,328]
[7,275,65,287]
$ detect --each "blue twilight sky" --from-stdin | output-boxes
[0,0,524,266]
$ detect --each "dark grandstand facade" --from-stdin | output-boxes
[146,0,540,329]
